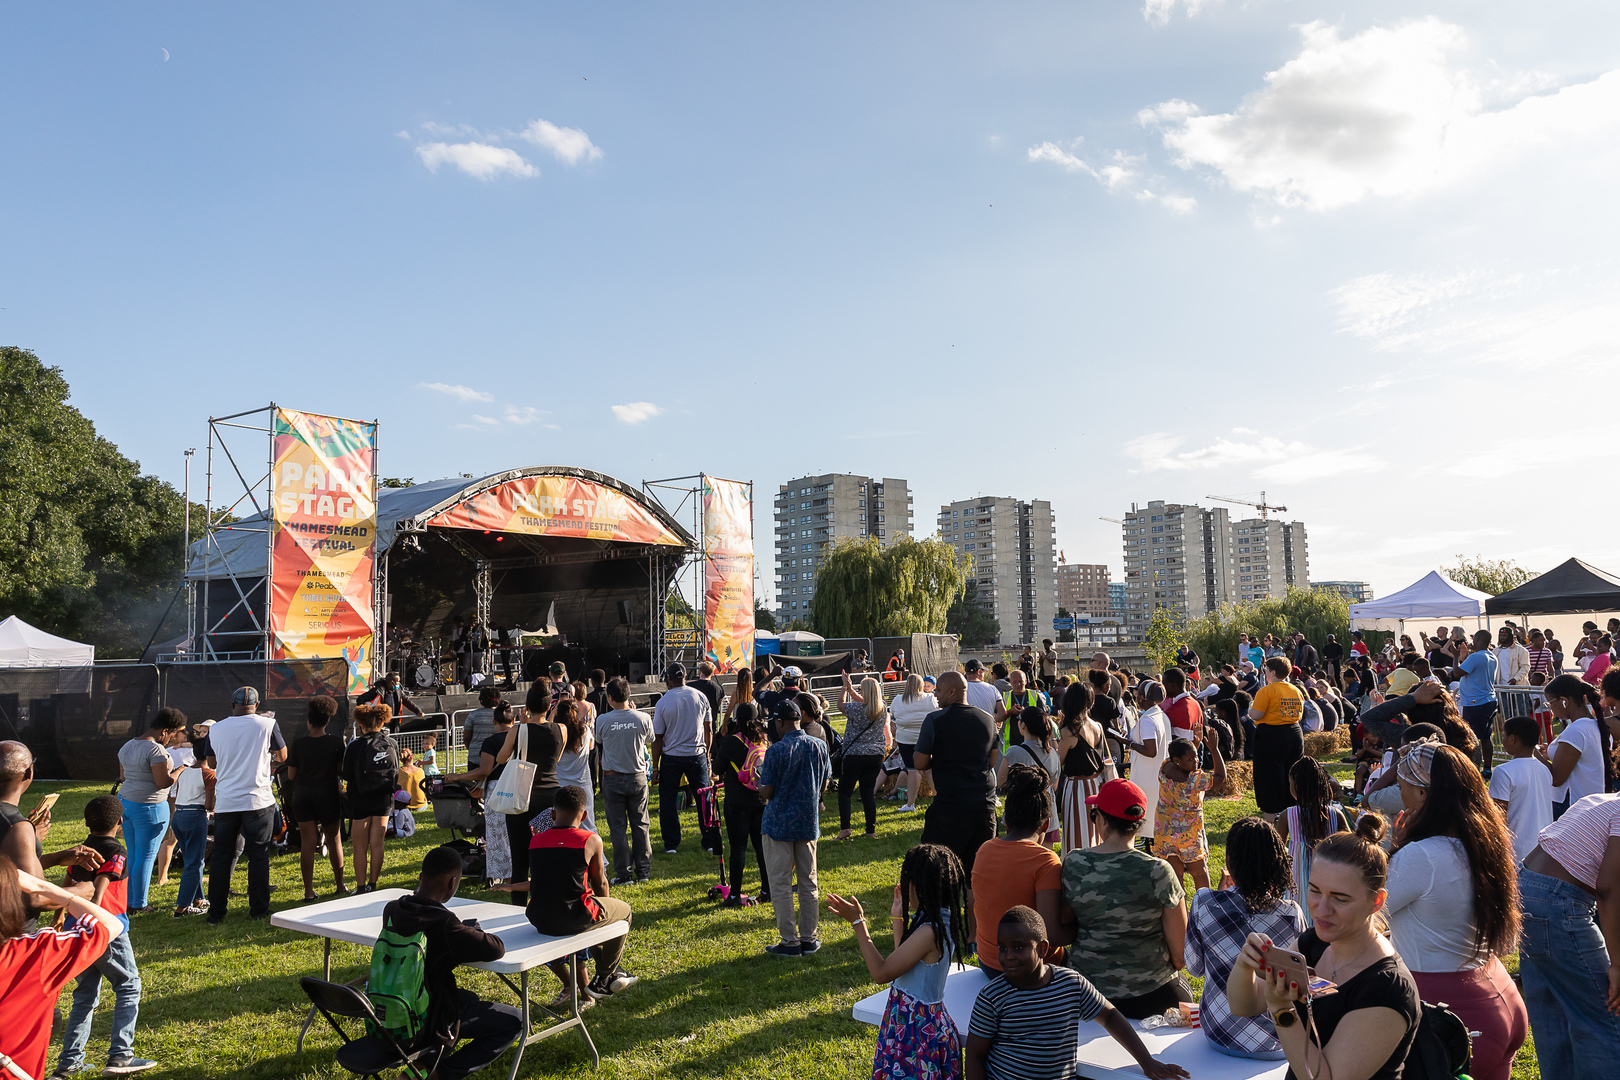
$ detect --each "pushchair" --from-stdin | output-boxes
[429,778,486,841]
[694,783,756,906]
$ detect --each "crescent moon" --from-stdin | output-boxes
[161,47,170,61]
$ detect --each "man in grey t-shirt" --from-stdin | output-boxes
[596,677,654,884]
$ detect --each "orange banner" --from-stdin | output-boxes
[703,476,754,673]
[425,475,686,546]
[269,409,378,694]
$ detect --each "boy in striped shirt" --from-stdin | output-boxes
[966,907,1187,1080]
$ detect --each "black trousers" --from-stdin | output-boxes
[1252,722,1304,815]
[503,810,535,905]
[1111,975,1192,1020]
[838,754,884,833]
[723,798,765,894]
[432,989,525,1080]
[208,807,274,920]
[920,799,997,876]
[657,753,711,852]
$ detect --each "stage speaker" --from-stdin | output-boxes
[617,600,633,625]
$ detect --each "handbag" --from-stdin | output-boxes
[484,723,535,816]
[831,704,880,776]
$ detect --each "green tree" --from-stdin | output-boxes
[665,587,697,630]
[1443,556,1537,597]
[1181,586,1378,668]
[753,602,778,633]
[810,536,967,638]
[946,580,1000,650]
[0,347,196,656]
[1143,607,1182,672]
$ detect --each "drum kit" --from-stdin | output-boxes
[388,634,457,690]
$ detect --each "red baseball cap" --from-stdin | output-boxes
[1085,778,1148,822]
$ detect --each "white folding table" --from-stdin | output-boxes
[272,889,629,1080]
[853,966,1287,1080]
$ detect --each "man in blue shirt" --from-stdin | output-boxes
[757,699,831,957]
[1455,629,1499,779]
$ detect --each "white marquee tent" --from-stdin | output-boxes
[1348,571,1493,631]
[0,616,96,668]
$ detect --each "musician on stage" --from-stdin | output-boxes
[357,671,425,730]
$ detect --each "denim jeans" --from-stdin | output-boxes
[120,798,170,911]
[1517,865,1620,1079]
[56,929,141,1071]
[1461,701,1499,777]
[656,753,710,852]
[171,805,209,909]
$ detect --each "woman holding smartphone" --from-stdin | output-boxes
[1226,813,1421,1080]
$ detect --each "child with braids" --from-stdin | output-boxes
[1154,729,1226,890]
[968,764,1072,975]
[1277,757,1351,925]
[827,844,971,1080]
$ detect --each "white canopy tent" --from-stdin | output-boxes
[0,616,95,668]
[1348,571,1493,632]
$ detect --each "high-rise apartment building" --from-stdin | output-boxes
[1232,519,1310,602]
[774,474,913,622]
[1119,500,1311,636]
[1313,580,1372,603]
[1108,581,1127,619]
[1057,562,1111,616]
[1119,501,1234,638]
[937,497,1056,646]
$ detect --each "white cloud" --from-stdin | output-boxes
[502,405,543,425]
[1029,143,1193,210]
[1123,431,1383,481]
[518,119,603,166]
[611,401,662,425]
[419,382,494,403]
[1142,0,1219,27]
[415,141,538,180]
[1143,19,1620,209]
[468,414,502,427]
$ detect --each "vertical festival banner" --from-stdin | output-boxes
[702,476,755,673]
[269,409,378,694]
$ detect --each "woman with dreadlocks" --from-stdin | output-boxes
[1185,817,1304,1061]
[1276,757,1351,926]
[828,843,970,1080]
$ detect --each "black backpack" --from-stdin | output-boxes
[354,734,398,799]
[1403,999,1473,1080]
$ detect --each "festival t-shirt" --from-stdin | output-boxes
[1061,847,1184,999]
[0,916,113,1080]
[67,834,130,932]
[1252,681,1304,726]
[968,966,1106,1080]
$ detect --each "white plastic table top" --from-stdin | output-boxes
[270,888,630,974]
[853,967,1286,1080]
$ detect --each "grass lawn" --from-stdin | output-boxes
[25,760,1542,1079]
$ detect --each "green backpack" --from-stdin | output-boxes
[366,920,430,1041]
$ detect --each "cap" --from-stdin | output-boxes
[548,661,566,675]
[922,675,937,685]
[1290,665,1304,678]
[963,658,984,672]
[231,686,260,707]
[665,662,686,680]
[781,666,802,681]
[770,698,802,724]
[1085,778,1148,822]
[193,718,214,729]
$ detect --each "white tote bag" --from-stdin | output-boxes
[484,723,535,816]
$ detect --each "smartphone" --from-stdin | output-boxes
[1267,947,1336,998]
[29,792,60,822]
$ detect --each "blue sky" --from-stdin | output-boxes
[5,2,1618,605]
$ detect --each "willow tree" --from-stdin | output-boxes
[810,536,967,638]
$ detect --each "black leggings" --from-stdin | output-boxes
[723,798,765,894]
[838,754,884,833]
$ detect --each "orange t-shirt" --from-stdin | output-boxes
[970,836,1063,967]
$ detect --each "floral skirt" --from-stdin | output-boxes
[873,986,961,1080]
[483,803,512,879]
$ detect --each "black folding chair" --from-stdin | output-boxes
[299,976,439,1079]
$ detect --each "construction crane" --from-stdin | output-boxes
[1206,492,1287,520]
[1099,516,1126,526]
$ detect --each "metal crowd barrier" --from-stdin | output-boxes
[384,712,459,772]
[1493,684,1545,722]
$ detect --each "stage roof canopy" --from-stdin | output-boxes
[1348,571,1491,627]
[186,466,695,581]
[1484,558,1620,616]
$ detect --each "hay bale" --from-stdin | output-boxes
[1304,728,1352,761]
[1211,760,1251,799]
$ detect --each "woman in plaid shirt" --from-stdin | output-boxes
[1184,817,1305,1060]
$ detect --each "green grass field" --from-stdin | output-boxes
[22,762,1541,1079]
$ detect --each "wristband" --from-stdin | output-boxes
[850,918,866,931]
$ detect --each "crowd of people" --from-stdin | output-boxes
[4,626,1620,1080]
